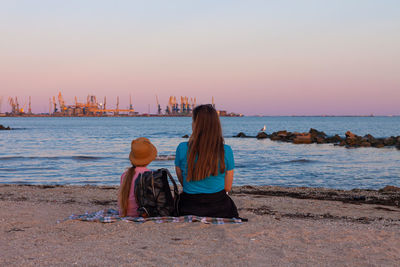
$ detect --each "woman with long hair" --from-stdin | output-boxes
[175,104,239,218]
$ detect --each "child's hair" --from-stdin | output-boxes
[187,104,225,181]
[118,137,157,217]
[118,165,136,217]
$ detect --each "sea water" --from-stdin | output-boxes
[0,116,399,189]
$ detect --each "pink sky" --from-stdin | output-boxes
[1,1,399,115]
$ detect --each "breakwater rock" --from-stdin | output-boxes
[235,132,247,137]
[0,125,11,130]
[340,131,400,149]
[256,132,268,139]
[234,128,400,149]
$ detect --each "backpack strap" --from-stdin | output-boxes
[163,169,178,193]
[161,169,178,197]
[162,168,180,216]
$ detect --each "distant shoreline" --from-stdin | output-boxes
[1,114,399,118]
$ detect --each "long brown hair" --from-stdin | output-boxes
[187,104,225,181]
[118,165,136,217]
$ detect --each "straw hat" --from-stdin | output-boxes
[129,137,157,166]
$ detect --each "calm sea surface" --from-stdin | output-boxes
[0,116,399,189]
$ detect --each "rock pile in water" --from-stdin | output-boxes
[339,131,400,149]
[235,132,248,138]
[234,128,400,149]
[256,132,268,139]
[268,128,328,144]
[0,125,11,130]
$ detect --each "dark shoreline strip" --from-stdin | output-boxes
[1,184,399,207]
[241,205,400,225]
[232,185,400,207]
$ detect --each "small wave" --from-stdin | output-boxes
[289,159,314,163]
[74,180,103,184]
[155,155,175,161]
[71,156,105,161]
[0,156,106,161]
[0,167,57,172]
[12,181,31,184]
[0,156,29,161]
[271,159,316,165]
[0,128,27,131]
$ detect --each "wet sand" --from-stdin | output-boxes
[1,184,400,266]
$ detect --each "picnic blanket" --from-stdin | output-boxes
[65,209,243,224]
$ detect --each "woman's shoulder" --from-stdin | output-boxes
[224,144,233,152]
[177,141,189,149]
[176,142,189,158]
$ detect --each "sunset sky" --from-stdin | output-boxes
[1,0,399,115]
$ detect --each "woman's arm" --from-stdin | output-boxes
[224,170,234,192]
[175,166,183,186]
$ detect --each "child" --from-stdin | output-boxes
[118,137,157,217]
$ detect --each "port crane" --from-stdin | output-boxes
[129,95,133,111]
[20,101,27,114]
[8,97,16,114]
[28,96,32,114]
[156,95,162,114]
[16,97,19,114]
[7,96,28,114]
[180,96,185,113]
[52,96,57,113]
[166,96,173,114]
[58,92,66,112]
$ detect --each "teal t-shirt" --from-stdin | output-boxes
[174,142,234,194]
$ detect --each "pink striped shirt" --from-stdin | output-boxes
[118,166,150,217]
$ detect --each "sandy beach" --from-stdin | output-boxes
[1,184,400,266]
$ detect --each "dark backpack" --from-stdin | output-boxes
[134,168,179,217]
